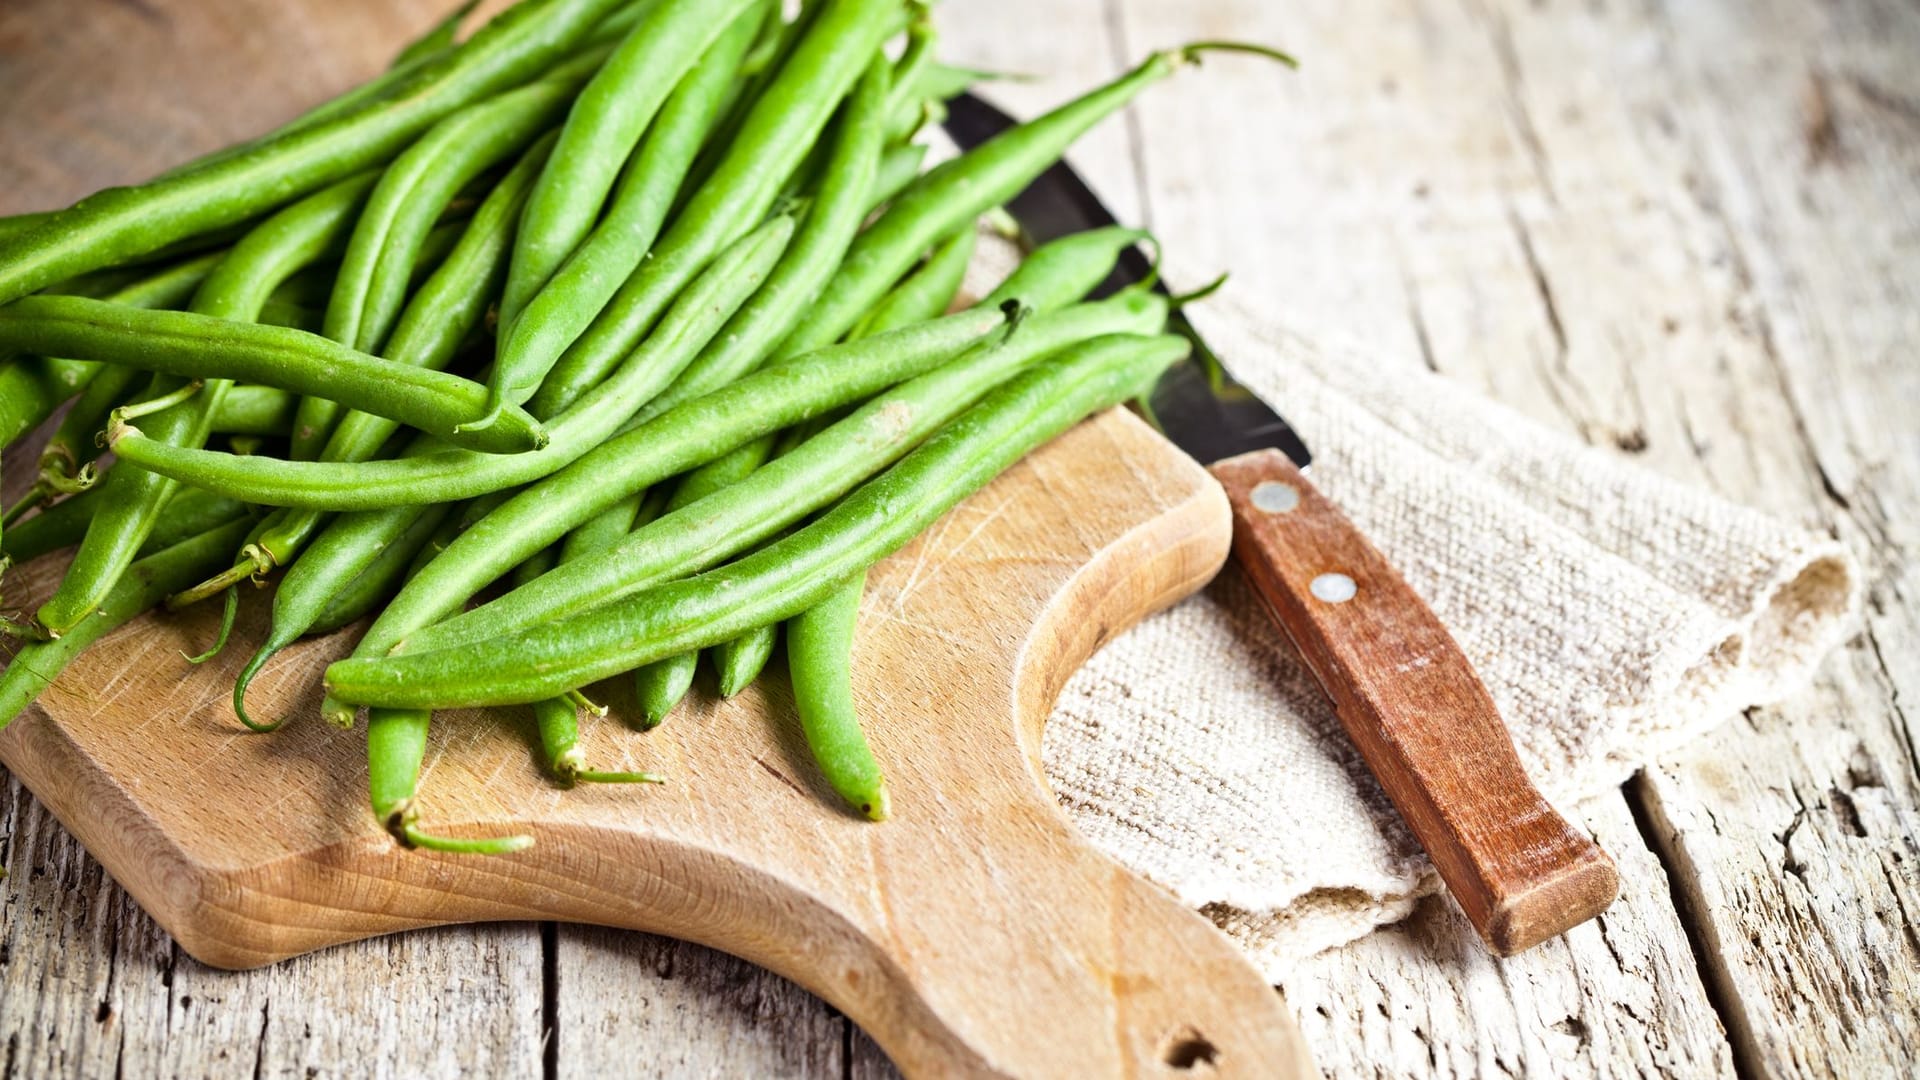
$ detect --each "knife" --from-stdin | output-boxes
[946,93,1619,955]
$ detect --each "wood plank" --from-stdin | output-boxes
[1103,0,1747,1072]
[1283,800,1733,1078]
[1623,0,1920,1072]
[554,927,847,1078]
[0,774,546,1080]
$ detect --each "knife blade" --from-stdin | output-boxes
[945,91,1618,955]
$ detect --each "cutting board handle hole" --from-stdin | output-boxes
[1159,1026,1219,1069]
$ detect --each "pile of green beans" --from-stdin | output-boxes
[0,0,1289,848]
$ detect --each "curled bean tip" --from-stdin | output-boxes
[1173,40,1300,70]
[1124,231,1165,293]
[232,645,287,733]
[1169,271,1230,307]
[180,586,240,665]
[399,818,535,855]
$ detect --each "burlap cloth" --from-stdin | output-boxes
[964,241,1861,979]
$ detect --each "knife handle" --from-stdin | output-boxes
[1209,449,1618,955]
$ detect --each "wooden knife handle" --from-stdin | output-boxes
[1210,449,1618,954]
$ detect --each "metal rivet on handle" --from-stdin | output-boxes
[1250,481,1299,514]
[1311,573,1357,603]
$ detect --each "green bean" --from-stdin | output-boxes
[850,225,976,337]
[37,365,144,497]
[366,705,534,853]
[0,357,87,461]
[35,177,381,502]
[630,438,773,724]
[865,143,927,215]
[733,0,787,77]
[30,173,400,635]
[326,333,1188,708]
[556,484,660,726]
[510,545,560,590]
[546,474,663,736]
[557,492,644,565]
[711,627,776,698]
[884,93,941,149]
[210,386,299,437]
[976,225,1154,310]
[526,0,899,418]
[401,287,1166,656]
[495,1,761,415]
[915,62,1001,105]
[342,304,1010,688]
[184,131,561,610]
[533,697,666,786]
[0,211,55,243]
[406,226,1153,661]
[698,220,977,699]
[633,53,891,425]
[788,570,885,819]
[181,585,241,665]
[0,300,547,455]
[231,484,439,731]
[404,509,469,584]
[0,486,249,567]
[306,504,456,637]
[0,252,226,454]
[0,517,252,727]
[783,43,1282,354]
[500,0,763,351]
[227,215,792,728]
[677,0,822,200]
[108,214,794,510]
[392,0,482,69]
[719,216,978,694]
[632,653,700,728]
[292,62,600,460]
[495,0,764,413]
[881,6,935,143]
[0,0,630,307]
[256,297,324,334]
[589,0,665,44]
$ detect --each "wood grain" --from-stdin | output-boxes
[1209,449,1618,954]
[0,408,1315,1077]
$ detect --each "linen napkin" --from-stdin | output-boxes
[963,241,1860,979]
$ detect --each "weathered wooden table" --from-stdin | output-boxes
[1,0,1914,1075]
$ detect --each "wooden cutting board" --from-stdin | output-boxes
[0,2,1316,1074]
[1,409,1314,1077]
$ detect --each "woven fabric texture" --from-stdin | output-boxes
[1010,268,1859,979]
